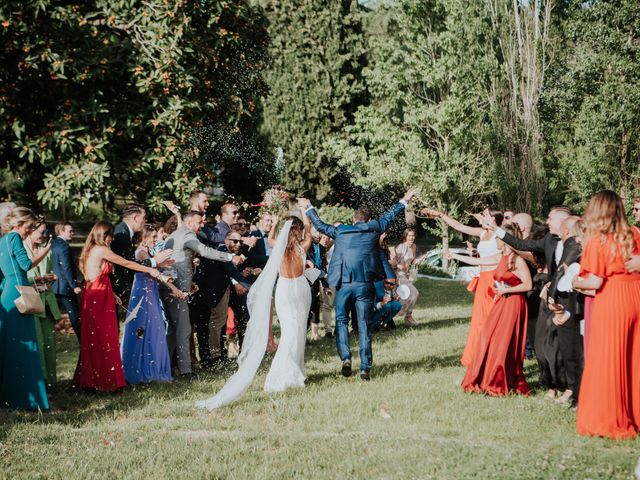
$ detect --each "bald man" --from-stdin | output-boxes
[512,213,533,239]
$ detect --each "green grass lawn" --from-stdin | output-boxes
[1,279,638,479]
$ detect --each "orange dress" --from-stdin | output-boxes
[461,270,496,366]
[576,232,640,439]
[462,254,530,396]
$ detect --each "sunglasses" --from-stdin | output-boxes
[384,281,396,286]
[236,222,248,226]
[231,210,239,216]
[634,207,640,212]
[229,239,242,244]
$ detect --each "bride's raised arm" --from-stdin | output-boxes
[301,211,312,252]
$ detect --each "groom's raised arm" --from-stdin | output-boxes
[376,189,417,232]
[305,207,337,239]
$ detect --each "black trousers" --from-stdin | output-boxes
[229,289,249,348]
[535,302,566,390]
[557,315,584,400]
[190,299,214,367]
[308,281,321,326]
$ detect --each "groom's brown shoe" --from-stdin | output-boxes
[341,360,352,377]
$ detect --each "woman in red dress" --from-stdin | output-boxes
[423,207,503,366]
[573,190,640,439]
[73,222,169,392]
[453,224,532,396]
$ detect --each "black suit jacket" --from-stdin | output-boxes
[110,221,152,298]
[549,237,584,317]
[247,229,269,268]
[500,231,560,275]
[51,236,78,296]
[192,245,251,308]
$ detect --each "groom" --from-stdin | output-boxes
[300,190,416,380]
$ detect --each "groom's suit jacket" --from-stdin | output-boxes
[306,202,405,289]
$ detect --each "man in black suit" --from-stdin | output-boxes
[307,227,329,340]
[486,206,572,398]
[110,204,173,320]
[51,222,81,341]
[248,212,273,268]
[190,230,251,367]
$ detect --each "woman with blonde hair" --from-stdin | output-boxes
[73,221,175,392]
[572,190,640,439]
[0,207,51,410]
[24,220,60,387]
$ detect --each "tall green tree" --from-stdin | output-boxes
[258,0,368,201]
[0,0,270,214]
[542,0,640,210]
[332,0,498,257]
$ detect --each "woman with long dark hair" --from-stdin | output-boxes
[74,221,168,392]
[573,190,640,439]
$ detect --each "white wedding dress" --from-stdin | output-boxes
[195,220,311,410]
[264,245,311,392]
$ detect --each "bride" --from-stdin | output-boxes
[196,212,312,410]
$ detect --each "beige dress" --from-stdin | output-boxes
[394,243,419,316]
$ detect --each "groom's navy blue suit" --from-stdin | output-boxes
[306,201,406,372]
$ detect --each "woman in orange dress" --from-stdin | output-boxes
[451,224,532,396]
[572,190,640,439]
[424,207,503,366]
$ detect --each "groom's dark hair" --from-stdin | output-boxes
[353,207,372,223]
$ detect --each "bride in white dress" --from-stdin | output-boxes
[196,214,312,410]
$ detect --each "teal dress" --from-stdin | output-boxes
[0,232,49,410]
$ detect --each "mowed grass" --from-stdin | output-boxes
[1,279,638,479]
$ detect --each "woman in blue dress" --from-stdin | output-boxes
[0,207,51,410]
[121,225,180,384]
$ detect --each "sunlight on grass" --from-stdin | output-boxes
[1,279,638,479]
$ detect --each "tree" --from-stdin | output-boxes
[258,0,368,202]
[0,0,270,214]
[332,0,498,265]
[542,0,640,210]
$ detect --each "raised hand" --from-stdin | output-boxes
[154,248,174,268]
[421,208,442,218]
[402,189,418,203]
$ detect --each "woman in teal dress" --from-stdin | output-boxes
[0,207,50,410]
[24,222,60,388]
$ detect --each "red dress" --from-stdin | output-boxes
[461,270,496,366]
[73,261,126,392]
[576,232,640,439]
[462,255,530,396]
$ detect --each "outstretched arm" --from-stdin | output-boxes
[421,209,484,237]
[304,206,337,239]
[447,251,500,266]
[102,247,160,278]
[184,236,236,263]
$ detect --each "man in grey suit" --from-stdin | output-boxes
[162,211,245,377]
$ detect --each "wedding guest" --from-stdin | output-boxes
[0,202,16,237]
[393,228,421,327]
[547,216,584,407]
[307,227,330,340]
[511,213,537,358]
[457,224,532,396]
[162,211,243,377]
[422,206,503,366]
[121,225,181,384]
[24,221,60,387]
[197,199,258,250]
[111,204,173,321]
[488,206,572,401]
[74,221,166,392]
[369,278,402,332]
[191,230,251,367]
[0,207,50,410]
[51,222,81,340]
[572,190,640,439]
[248,212,273,268]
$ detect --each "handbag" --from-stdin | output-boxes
[8,243,45,315]
[408,265,418,283]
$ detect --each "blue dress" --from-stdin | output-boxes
[121,273,173,384]
[0,232,48,410]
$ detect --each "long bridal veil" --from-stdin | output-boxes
[195,219,293,410]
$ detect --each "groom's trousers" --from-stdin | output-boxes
[334,281,375,372]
